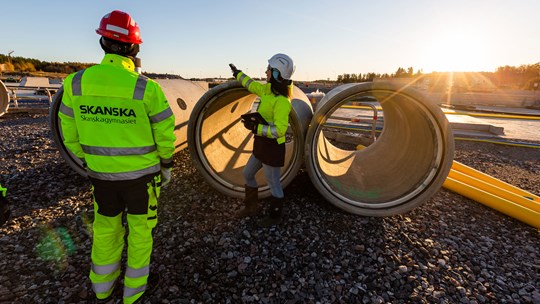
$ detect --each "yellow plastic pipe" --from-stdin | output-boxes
[443,177,540,229]
[452,161,540,202]
[448,169,540,213]
[444,110,540,120]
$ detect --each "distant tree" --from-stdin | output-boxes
[367,72,378,81]
[407,67,414,76]
[1,62,14,72]
[393,67,407,78]
[14,62,36,72]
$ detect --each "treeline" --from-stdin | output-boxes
[336,63,540,90]
[0,54,94,74]
[494,63,540,89]
[2,54,539,89]
[337,67,422,83]
[0,54,182,79]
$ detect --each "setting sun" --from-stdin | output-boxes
[423,27,493,72]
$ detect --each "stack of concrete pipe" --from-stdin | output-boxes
[49,79,453,216]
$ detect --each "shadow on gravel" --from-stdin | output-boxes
[2,113,539,303]
[151,156,538,302]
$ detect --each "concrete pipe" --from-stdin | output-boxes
[187,81,313,199]
[304,82,454,216]
[49,78,207,176]
[155,79,208,151]
[0,80,8,117]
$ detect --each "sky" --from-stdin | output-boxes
[3,0,540,81]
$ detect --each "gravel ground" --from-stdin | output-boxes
[0,112,539,304]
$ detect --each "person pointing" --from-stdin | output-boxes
[230,53,295,227]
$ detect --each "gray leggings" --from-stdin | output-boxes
[243,154,284,198]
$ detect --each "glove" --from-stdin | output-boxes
[229,63,241,78]
[161,168,172,187]
[242,119,257,133]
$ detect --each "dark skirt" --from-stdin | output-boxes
[253,136,285,167]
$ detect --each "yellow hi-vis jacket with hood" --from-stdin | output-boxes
[236,71,292,167]
[59,54,176,181]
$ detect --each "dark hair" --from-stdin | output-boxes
[99,36,139,57]
[270,74,292,98]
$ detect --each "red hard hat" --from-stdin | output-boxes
[96,10,142,44]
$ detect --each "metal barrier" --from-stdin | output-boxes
[7,85,55,107]
[0,80,58,116]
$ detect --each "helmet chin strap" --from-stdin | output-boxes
[99,37,139,57]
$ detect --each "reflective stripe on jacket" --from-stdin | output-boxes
[236,72,291,144]
[59,54,176,181]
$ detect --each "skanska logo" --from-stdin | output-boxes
[79,105,137,118]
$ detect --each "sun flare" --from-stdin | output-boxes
[423,27,492,72]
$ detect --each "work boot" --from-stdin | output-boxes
[88,297,116,304]
[0,196,10,227]
[131,272,160,304]
[236,185,260,218]
[87,279,118,304]
[0,204,10,227]
[258,196,284,227]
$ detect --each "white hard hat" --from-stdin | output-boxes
[268,53,295,79]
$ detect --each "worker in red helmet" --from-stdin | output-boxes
[58,10,176,304]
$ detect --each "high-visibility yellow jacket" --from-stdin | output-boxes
[236,71,292,167]
[59,54,176,181]
[236,71,291,144]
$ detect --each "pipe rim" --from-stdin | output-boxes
[0,80,9,117]
[49,88,88,176]
[305,82,454,216]
[187,81,309,199]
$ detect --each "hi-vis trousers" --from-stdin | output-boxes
[89,174,160,304]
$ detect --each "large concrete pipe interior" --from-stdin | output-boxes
[187,81,313,199]
[0,80,9,116]
[304,82,454,216]
[49,79,206,176]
